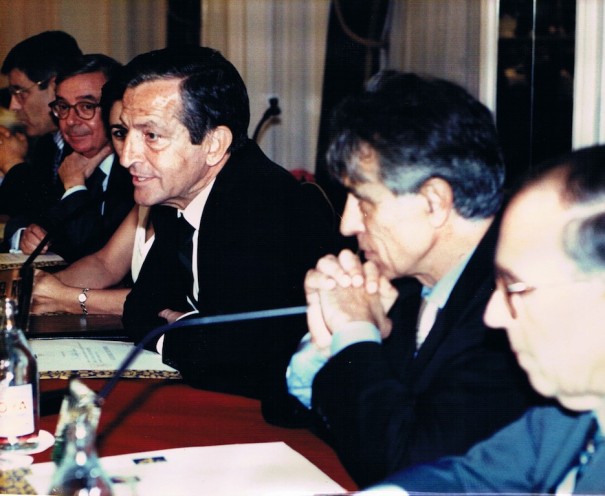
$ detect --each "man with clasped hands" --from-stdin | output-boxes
[286,71,542,486]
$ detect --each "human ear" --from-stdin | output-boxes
[418,177,454,227]
[205,126,233,166]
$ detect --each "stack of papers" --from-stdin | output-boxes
[31,339,180,379]
[26,442,346,495]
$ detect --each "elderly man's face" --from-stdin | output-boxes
[484,172,605,411]
[55,72,109,158]
[339,148,435,282]
[119,78,215,209]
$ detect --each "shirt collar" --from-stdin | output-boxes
[178,178,216,229]
[98,153,114,176]
[421,249,475,309]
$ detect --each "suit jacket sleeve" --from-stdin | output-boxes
[378,406,595,495]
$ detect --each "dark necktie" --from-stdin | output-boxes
[177,214,195,303]
[86,168,106,213]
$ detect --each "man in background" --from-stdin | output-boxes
[286,71,541,486]
[367,145,605,495]
[0,31,82,239]
[18,54,133,262]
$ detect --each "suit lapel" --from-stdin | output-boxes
[411,217,500,377]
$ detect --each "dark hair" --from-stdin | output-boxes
[1,31,82,88]
[327,71,505,219]
[100,76,126,132]
[529,145,605,272]
[118,46,250,151]
[56,53,122,87]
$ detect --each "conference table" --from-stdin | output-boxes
[27,314,358,494]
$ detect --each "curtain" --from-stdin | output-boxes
[202,0,329,172]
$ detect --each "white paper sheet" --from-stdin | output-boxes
[31,339,177,373]
[26,442,347,495]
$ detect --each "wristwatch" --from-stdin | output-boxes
[78,288,90,315]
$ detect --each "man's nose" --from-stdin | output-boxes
[65,107,81,126]
[120,134,140,169]
[340,193,365,237]
[9,96,22,111]
[483,288,513,330]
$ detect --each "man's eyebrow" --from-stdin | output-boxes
[494,265,522,282]
[55,94,99,102]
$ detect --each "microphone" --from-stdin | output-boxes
[252,97,281,142]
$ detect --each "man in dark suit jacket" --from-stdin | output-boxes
[118,47,335,405]
[0,31,82,246]
[18,54,134,263]
[366,146,605,495]
[286,71,541,487]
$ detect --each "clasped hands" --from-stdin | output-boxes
[306,249,398,350]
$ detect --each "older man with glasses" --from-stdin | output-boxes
[0,31,83,250]
[364,145,605,495]
[16,54,133,263]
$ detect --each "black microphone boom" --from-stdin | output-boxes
[17,231,53,329]
[95,304,308,405]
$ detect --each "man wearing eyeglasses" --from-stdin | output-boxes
[364,146,605,495]
[0,31,82,245]
[17,54,133,262]
[285,71,542,487]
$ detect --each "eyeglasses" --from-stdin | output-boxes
[8,79,47,102]
[495,275,592,319]
[49,100,100,120]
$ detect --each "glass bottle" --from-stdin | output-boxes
[0,297,39,450]
[49,418,113,496]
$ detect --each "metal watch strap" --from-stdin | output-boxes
[79,288,90,315]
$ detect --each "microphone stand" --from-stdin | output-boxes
[17,231,53,330]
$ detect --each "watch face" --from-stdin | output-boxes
[78,293,87,303]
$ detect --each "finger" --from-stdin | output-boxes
[378,275,399,311]
[363,261,380,294]
[305,268,336,292]
[31,225,48,239]
[338,249,364,287]
[316,254,352,287]
[369,293,393,339]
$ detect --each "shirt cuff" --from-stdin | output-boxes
[286,332,328,408]
[362,484,408,495]
[8,228,25,253]
[157,310,199,354]
[330,321,381,356]
[62,185,87,199]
